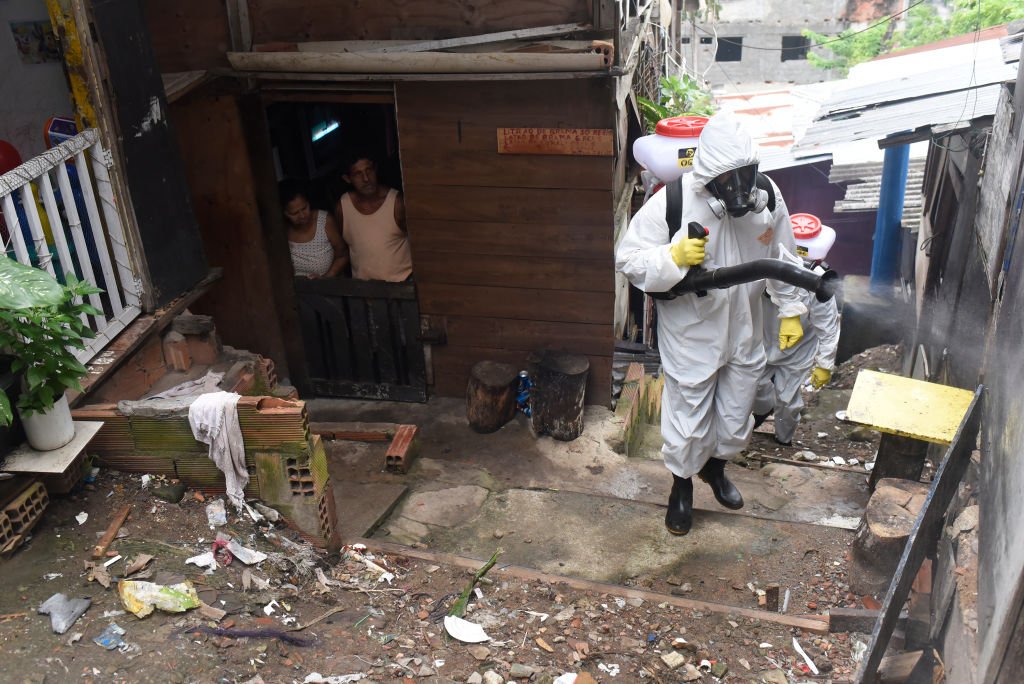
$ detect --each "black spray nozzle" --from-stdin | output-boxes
[686,222,709,297]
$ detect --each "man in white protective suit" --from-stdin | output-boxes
[615,114,809,535]
[752,227,841,446]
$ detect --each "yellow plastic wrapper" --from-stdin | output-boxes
[118,580,200,617]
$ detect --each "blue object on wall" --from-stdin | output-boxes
[870,143,910,292]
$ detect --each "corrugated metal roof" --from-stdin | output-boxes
[793,84,1003,155]
[829,158,928,231]
[792,31,1019,156]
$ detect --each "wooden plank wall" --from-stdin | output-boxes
[247,0,592,44]
[396,80,616,405]
[166,91,291,374]
[142,0,232,72]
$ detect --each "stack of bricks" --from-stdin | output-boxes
[71,396,337,546]
[0,479,49,556]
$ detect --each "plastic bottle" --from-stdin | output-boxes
[516,371,532,417]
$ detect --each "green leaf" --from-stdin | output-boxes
[0,391,12,427]
[0,258,64,309]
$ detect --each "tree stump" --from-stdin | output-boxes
[528,350,590,442]
[466,361,519,434]
[850,478,930,594]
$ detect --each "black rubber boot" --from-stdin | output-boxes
[752,410,772,430]
[698,458,744,510]
[665,475,693,536]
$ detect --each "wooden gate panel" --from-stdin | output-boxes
[294,278,426,402]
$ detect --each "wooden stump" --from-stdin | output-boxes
[868,433,929,491]
[528,350,590,442]
[466,361,519,434]
[850,478,930,594]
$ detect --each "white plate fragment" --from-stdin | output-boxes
[443,615,491,643]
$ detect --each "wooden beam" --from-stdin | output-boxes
[227,50,609,74]
[356,537,831,634]
[92,505,131,558]
[366,23,591,53]
[856,388,983,683]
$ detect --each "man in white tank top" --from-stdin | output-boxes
[335,156,413,282]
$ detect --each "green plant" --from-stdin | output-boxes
[637,75,716,133]
[0,262,101,425]
[804,0,1024,75]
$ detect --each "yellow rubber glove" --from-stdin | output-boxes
[778,315,804,350]
[810,366,832,389]
[669,237,708,267]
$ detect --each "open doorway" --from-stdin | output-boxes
[266,96,426,402]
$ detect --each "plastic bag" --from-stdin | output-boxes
[118,580,200,617]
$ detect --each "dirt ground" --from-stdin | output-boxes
[0,346,902,683]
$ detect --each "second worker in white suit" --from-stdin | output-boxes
[616,114,809,535]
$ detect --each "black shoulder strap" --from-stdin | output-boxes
[664,176,683,240]
[755,172,777,213]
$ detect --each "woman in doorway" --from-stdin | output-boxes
[280,179,348,278]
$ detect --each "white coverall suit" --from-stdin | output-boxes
[754,251,841,445]
[615,116,808,479]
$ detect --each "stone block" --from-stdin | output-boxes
[162,331,191,372]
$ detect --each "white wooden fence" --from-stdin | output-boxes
[0,129,142,363]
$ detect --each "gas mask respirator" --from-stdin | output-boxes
[705,164,771,218]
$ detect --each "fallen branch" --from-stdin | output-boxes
[92,505,131,559]
[448,549,501,618]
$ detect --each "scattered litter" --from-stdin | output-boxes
[186,551,217,570]
[43,573,62,581]
[227,540,267,565]
[835,410,848,421]
[119,580,201,617]
[264,600,279,616]
[793,637,820,675]
[852,639,869,663]
[183,624,313,646]
[198,601,227,621]
[66,632,83,645]
[698,659,712,672]
[303,674,366,684]
[553,675,577,684]
[598,663,620,677]
[443,615,490,643]
[759,642,774,649]
[794,450,818,462]
[93,623,126,650]
[832,456,847,465]
[252,502,281,523]
[85,562,111,588]
[661,651,687,670]
[739,658,751,670]
[782,588,791,613]
[75,512,88,525]
[103,555,122,568]
[205,500,227,527]
[124,554,154,576]
[343,545,395,585]
[212,538,233,565]
[38,594,91,634]
[536,637,555,652]
[817,432,828,438]
[865,461,876,472]
[101,610,126,618]
[523,610,549,622]
[140,474,152,488]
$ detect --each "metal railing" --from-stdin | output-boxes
[0,129,142,363]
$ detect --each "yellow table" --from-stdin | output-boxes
[846,370,976,446]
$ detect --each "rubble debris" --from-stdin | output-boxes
[186,551,217,570]
[184,624,313,646]
[226,539,268,565]
[119,580,201,617]
[793,637,819,674]
[302,674,366,684]
[152,483,186,503]
[75,512,88,525]
[38,593,91,634]
[124,554,154,576]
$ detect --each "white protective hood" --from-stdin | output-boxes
[690,114,761,188]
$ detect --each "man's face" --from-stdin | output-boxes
[345,159,378,197]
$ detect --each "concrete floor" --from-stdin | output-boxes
[312,389,871,589]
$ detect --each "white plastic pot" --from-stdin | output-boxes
[632,115,709,182]
[20,394,75,451]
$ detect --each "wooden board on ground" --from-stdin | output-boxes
[856,387,983,683]
[846,370,975,445]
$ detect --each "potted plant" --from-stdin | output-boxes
[0,257,101,451]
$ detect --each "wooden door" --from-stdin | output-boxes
[293,278,426,401]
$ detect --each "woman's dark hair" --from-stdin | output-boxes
[278,178,309,208]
